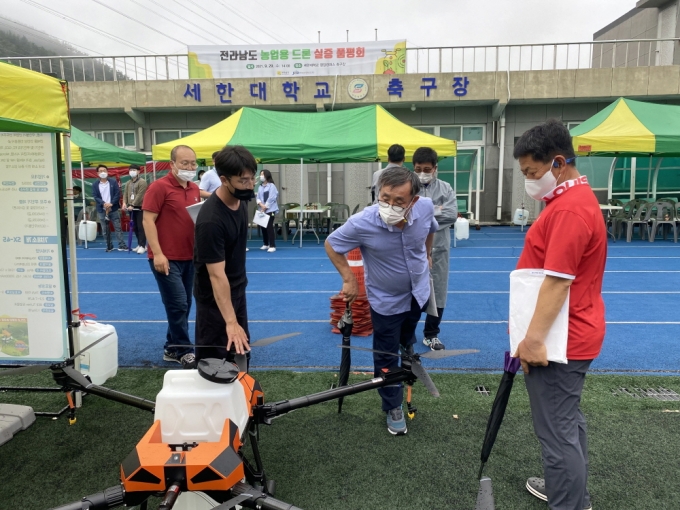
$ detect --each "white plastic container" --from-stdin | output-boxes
[78,321,118,385]
[513,208,530,226]
[154,369,250,444]
[454,217,470,240]
[78,220,97,241]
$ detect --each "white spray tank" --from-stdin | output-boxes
[154,360,250,445]
[78,220,97,242]
[455,216,470,240]
[78,321,118,385]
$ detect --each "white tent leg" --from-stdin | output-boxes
[300,158,303,248]
[453,156,457,248]
[652,157,663,200]
[81,162,87,249]
[630,157,636,201]
[475,147,481,229]
[63,133,82,407]
[607,157,617,201]
[327,163,332,204]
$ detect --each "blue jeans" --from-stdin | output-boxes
[98,209,126,249]
[369,296,426,412]
[149,259,194,356]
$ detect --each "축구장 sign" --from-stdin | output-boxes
[188,40,406,79]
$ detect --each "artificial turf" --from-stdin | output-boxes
[0,369,679,510]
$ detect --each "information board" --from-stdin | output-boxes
[0,132,69,361]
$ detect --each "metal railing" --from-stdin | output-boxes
[2,38,679,82]
[406,38,680,73]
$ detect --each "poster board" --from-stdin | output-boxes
[0,132,69,361]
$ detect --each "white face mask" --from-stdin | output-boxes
[176,169,196,182]
[98,172,108,179]
[525,159,558,201]
[417,172,435,184]
[260,175,266,182]
[129,170,138,179]
[378,198,413,226]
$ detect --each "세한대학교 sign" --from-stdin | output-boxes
[188,40,406,79]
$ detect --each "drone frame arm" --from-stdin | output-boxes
[254,367,416,424]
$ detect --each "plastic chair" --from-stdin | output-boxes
[648,201,678,243]
[329,204,350,232]
[611,199,645,239]
[280,202,300,236]
[621,202,653,242]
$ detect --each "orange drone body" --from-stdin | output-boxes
[120,369,264,495]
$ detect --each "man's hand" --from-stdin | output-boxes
[341,276,359,304]
[104,202,112,209]
[226,319,251,355]
[428,254,433,269]
[514,338,548,374]
[153,253,170,276]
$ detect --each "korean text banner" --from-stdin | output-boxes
[188,40,406,79]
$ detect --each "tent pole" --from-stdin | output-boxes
[63,133,83,406]
[630,157,636,201]
[646,155,652,199]
[81,162,87,249]
[475,147,481,229]
[327,163,332,204]
[453,156,457,248]
[652,157,663,200]
[496,112,506,221]
[300,158,303,248]
[153,160,156,181]
[607,157,617,201]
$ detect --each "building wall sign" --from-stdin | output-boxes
[347,78,369,100]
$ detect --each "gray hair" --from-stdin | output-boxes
[377,167,421,197]
[170,144,195,162]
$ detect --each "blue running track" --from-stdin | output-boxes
[69,226,680,374]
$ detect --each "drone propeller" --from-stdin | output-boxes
[338,345,479,398]
[0,332,115,379]
[167,332,301,351]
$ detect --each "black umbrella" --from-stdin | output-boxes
[478,351,522,479]
[336,303,353,413]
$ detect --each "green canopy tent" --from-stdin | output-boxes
[64,127,147,248]
[570,98,680,201]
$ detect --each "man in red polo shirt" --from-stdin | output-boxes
[513,119,607,510]
[143,145,201,368]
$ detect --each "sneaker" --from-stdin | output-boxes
[260,245,269,250]
[105,247,114,253]
[117,246,128,251]
[525,477,592,509]
[267,247,276,253]
[423,337,445,351]
[136,246,146,254]
[386,406,407,435]
[180,353,197,369]
[163,350,181,363]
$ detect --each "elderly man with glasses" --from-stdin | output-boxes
[143,145,201,368]
[325,166,438,436]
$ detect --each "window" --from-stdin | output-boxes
[86,130,137,150]
[411,124,486,193]
[153,130,198,145]
[566,122,582,130]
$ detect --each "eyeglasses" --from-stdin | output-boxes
[230,177,256,186]
[174,161,198,169]
[378,200,411,214]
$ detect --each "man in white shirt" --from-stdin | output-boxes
[371,144,405,203]
[199,151,222,199]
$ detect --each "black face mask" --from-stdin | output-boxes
[227,181,255,201]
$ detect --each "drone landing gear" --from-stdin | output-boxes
[406,384,417,420]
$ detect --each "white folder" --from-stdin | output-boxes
[186,202,203,224]
[253,210,270,228]
[509,269,569,364]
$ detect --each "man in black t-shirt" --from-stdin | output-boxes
[194,146,257,368]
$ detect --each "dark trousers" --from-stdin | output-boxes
[129,209,146,247]
[423,307,445,339]
[369,296,426,412]
[149,259,194,356]
[195,291,250,368]
[98,209,125,249]
[525,360,593,510]
[260,212,276,247]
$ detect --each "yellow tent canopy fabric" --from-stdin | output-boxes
[0,62,70,133]
[152,106,456,163]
